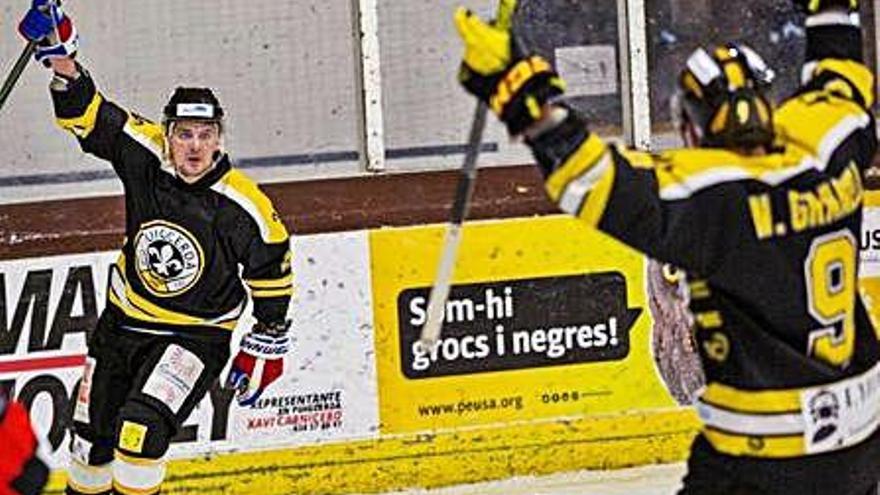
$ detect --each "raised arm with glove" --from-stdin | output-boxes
[14,1,296,493]
[453,0,879,494]
[453,5,566,137]
[17,0,77,66]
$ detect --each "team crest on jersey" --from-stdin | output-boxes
[133,220,204,297]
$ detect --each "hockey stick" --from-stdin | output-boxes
[0,41,37,114]
[418,0,517,350]
[418,102,488,349]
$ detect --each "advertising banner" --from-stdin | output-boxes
[861,191,880,330]
[370,216,682,434]
[0,231,378,468]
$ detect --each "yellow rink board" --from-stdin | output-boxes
[369,216,679,433]
[863,190,880,331]
[45,409,699,494]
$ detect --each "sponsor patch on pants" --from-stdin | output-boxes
[119,421,148,454]
[801,362,880,454]
[70,433,94,465]
[74,357,96,424]
[142,344,204,414]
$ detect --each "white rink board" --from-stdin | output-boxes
[209,230,379,453]
[0,231,378,468]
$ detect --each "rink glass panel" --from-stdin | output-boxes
[645,0,878,147]
[0,0,362,202]
[376,0,625,172]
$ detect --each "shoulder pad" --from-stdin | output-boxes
[123,112,166,160]
[617,148,657,169]
[211,169,289,244]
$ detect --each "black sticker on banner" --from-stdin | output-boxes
[397,272,642,379]
[861,227,880,251]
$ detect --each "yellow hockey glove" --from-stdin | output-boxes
[454,2,566,135]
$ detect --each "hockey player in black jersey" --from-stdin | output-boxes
[17,1,295,494]
[455,0,878,493]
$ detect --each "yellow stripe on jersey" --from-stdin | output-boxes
[654,148,767,200]
[617,149,655,170]
[812,59,875,107]
[700,382,802,414]
[703,427,804,458]
[544,133,607,202]
[251,287,295,298]
[111,256,239,330]
[108,286,237,331]
[212,170,289,244]
[775,93,870,160]
[56,92,104,138]
[654,88,870,200]
[576,155,616,228]
[245,273,293,289]
[122,113,166,161]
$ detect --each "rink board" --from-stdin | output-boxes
[45,408,697,494]
[370,216,679,433]
[0,233,380,468]
[3,206,876,493]
[862,191,880,330]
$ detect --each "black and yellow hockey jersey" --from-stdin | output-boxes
[50,68,293,335]
[528,21,879,458]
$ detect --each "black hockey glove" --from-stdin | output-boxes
[454,5,566,136]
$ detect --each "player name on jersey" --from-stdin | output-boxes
[748,162,864,240]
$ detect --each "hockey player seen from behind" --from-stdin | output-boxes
[17,1,294,494]
[455,0,878,493]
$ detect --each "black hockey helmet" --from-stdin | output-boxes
[163,87,224,128]
[672,43,775,149]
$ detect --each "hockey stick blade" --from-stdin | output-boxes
[418,100,489,351]
[0,41,37,114]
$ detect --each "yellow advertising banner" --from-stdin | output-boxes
[370,215,682,434]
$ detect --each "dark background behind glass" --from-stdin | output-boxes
[510,0,876,135]
[646,0,876,132]
[514,0,623,130]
